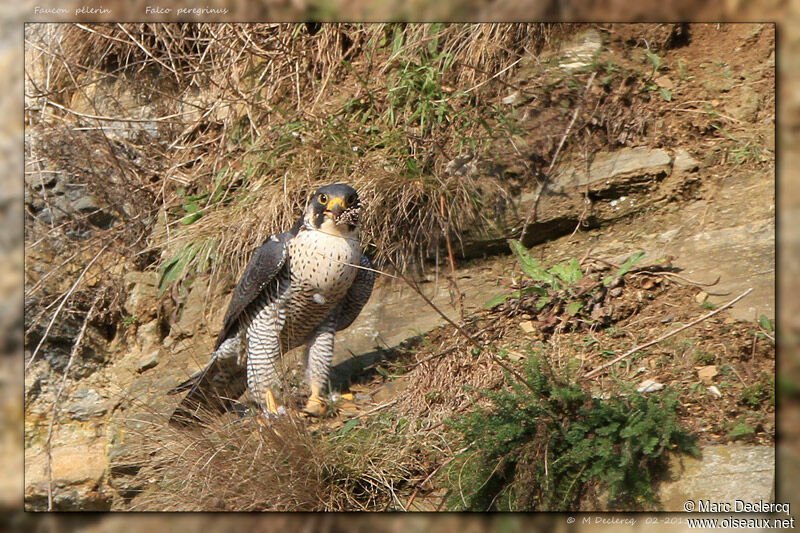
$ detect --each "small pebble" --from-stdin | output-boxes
[637,379,664,393]
[695,291,709,304]
[698,365,718,384]
[137,350,160,373]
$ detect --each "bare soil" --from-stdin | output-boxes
[314,22,776,446]
[282,22,776,506]
[23,22,775,512]
[343,271,774,444]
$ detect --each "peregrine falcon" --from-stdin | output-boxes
[169,183,374,424]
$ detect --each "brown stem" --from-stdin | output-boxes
[440,194,456,277]
[582,288,753,380]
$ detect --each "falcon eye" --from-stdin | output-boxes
[318,193,328,204]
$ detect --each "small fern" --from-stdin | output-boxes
[444,354,698,511]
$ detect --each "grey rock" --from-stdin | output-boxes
[680,219,774,320]
[66,388,108,421]
[589,147,672,181]
[124,270,159,288]
[659,445,774,511]
[25,167,116,228]
[637,379,665,393]
[137,349,160,373]
[174,277,209,336]
[436,145,678,258]
[502,91,522,106]
[25,169,60,189]
[557,29,603,71]
[701,63,735,94]
[72,195,115,229]
[725,85,760,123]
[33,206,56,225]
[123,272,160,322]
[673,149,702,175]
[71,195,100,214]
[137,319,163,354]
[69,77,160,142]
[445,154,479,177]
[28,312,109,379]
[24,362,48,403]
[552,147,672,193]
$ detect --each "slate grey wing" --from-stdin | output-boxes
[168,230,294,425]
[335,254,374,331]
[214,234,291,349]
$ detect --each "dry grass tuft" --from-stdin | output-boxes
[122,403,436,511]
[25,23,562,511]
[24,21,670,333]
[26,23,558,294]
[391,318,506,423]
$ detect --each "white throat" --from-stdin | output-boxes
[316,217,359,240]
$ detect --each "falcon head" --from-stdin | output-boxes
[305,183,362,234]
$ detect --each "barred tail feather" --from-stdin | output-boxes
[168,358,247,427]
[168,368,206,395]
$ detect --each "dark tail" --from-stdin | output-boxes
[168,359,246,427]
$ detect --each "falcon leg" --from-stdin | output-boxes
[246,314,285,417]
[217,335,241,360]
[305,384,326,416]
[303,320,336,417]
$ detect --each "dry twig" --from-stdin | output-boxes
[45,294,100,510]
[582,288,753,380]
[519,71,596,245]
[26,242,111,371]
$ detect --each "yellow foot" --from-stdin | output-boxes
[303,385,328,417]
[263,387,284,416]
[303,397,327,417]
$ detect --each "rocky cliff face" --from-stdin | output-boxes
[22,23,775,510]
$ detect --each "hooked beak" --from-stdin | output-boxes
[325,197,346,221]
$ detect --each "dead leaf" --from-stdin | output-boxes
[506,350,526,362]
[655,75,674,89]
[695,291,709,304]
[637,379,664,393]
[697,365,718,384]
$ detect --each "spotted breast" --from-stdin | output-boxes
[279,226,362,349]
